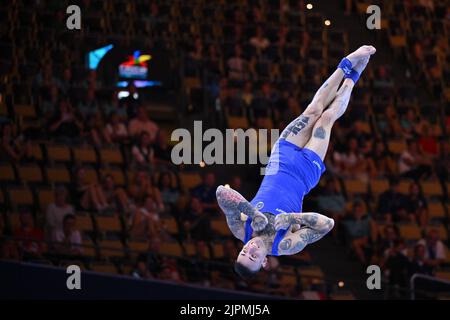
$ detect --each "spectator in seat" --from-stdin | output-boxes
[159,257,183,283]
[129,196,166,241]
[122,82,141,119]
[46,186,75,237]
[376,178,409,223]
[0,238,20,260]
[374,224,402,264]
[400,108,419,139]
[316,177,346,238]
[128,106,159,142]
[190,172,218,214]
[102,174,131,213]
[78,87,100,119]
[346,120,371,151]
[129,170,164,211]
[408,243,433,278]
[381,239,410,299]
[340,137,370,180]
[182,197,212,242]
[227,44,249,81]
[14,208,46,260]
[250,25,270,51]
[153,129,173,166]
[41,84,59,119]
[434,138,449,184]
[406,182,428,226]
[52,214,83,256]
[1,122,33,162]
[398,139,432,180]
[131,255,152,279]
[102,91,127,121]
[103,111,129,145]
[417,229,447,269]
[342,200,376,265]
[157,172,180,209]
[131,132,154,169]
[47,100,83,142]
[74,167,110,212]
[368,141,397,177]
[241,81,254,109]
[83,113,105,147]
[418,123,438,156]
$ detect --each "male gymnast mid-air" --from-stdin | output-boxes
[216,45,377,279]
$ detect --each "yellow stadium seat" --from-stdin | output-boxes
[121,264,133,276]
[100,168,125,186]
[421,181,443,197]
[9,212,21,230]
[47,144,71,163]
[425,225,447,241]
[76,213,93,231]
[211,219,232,236]
[38,189,55,210]
[279,274,297,287]
[73,146,97,164]
[46,167,71,184]
[330,293,355,300]
[128,240,149,252]
[183,242,197,256]
[160,241,183,257]
[398,180,412,194]
[344,179,368,195]
[0,101,7,116]
[99,148,123,165]
[8,187,34,206]
[95,215,121,233]
[180,172,202,190]
[389,35,406,47]
[428,203,446,219]
[0,163,16,182]
[14,104,36,118]
[228,116,249,129]
[82,238,96,257]
[91,262,118,274]
[83,167,99,184]
[162,216,178,234]
[212,243,224,259]
[399,224,422,241]
[184,77,201,90]
[257,117,273,130]
[435,271,450,282]
[356,3,369,13]
[370,179,389,195]
[98,240,124,258]
[388,140,407,154]
[17,164,43,183]
[30,144,43,161]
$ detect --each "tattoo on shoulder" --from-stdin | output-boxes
[279,237,306,255]
[313,126,326,139]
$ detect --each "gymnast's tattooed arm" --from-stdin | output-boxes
[275,212,335,255]
[216,186,268,240]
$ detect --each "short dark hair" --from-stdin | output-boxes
[234,261,258,280]
[63,214,76,224]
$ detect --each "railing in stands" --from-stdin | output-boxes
[410,273,450,300]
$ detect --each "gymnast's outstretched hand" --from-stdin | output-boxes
[216,185,268,231]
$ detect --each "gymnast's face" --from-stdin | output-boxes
[236,238,268,272]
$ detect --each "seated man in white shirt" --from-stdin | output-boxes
[417,228,447,268]
[128,106,159,142]
[52,214,83,256]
